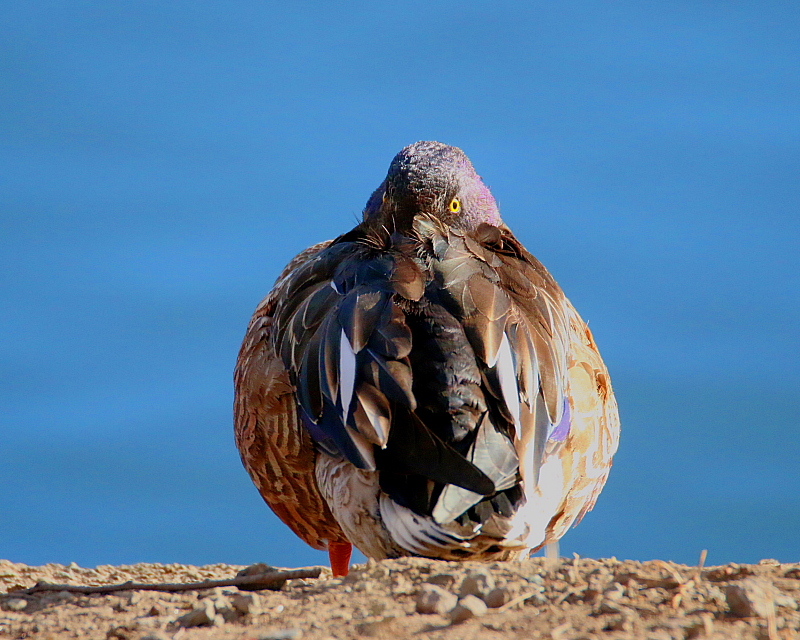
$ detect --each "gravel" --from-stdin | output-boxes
[1,556,798,639]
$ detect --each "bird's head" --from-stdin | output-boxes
[363,141,502,232]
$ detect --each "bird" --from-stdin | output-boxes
[234,141,620,577]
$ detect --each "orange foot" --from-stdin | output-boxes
[328,541,352,577]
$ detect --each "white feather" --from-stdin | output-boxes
[495,332,521,431]
[338,330,356,419]
[504,451,566,549]
[380,496,428,554]
[359,392,390,447]
[380,494,470,556]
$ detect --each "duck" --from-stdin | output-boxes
[234,141,620,577]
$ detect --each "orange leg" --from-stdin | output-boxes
[328,541,352,577]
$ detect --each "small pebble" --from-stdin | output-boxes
[449,595,488,623]
[237,563,277,577]
[209,595,237,621]
[597,598,625,614]
[175,600,218,628]
[355,617,397,637]
[725,579,776,618]
[367,600,386,616]
[459,570,496,599]
[525,592,548,606]
[416,584,458,615]
[426,573,457,588]
[232,592,261,615]
[775,593,798,610]
[107,624,138,640]
[3,598,29,611]
[603,583,626,601]
[368,565,389,579]
[484,587,512,608]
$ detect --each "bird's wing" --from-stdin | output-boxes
[234,240,349,550]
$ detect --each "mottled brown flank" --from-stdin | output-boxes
[2,557,799,640]
[234,240,347,550]
[551,304,621,537]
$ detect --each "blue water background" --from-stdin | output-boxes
[2,2,799,569]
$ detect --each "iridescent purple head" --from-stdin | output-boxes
[364,141,502,232]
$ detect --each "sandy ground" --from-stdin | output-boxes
[1,556,799,639]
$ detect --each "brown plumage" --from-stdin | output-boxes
[234,142,620,575]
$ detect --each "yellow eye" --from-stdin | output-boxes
[449,198,462,213]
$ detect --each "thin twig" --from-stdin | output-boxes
[767,605,779,640]
[497,590,542,613]
[22,567,323,595]
[697,549,708,572]
[652,561,685,587]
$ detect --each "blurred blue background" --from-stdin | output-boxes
[2,2,799,570]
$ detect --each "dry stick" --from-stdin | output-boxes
[697,549,708,572]
[654,560,685,587]
[668,550,708,610]
[497,590,543,613]
[22,567,323,595]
